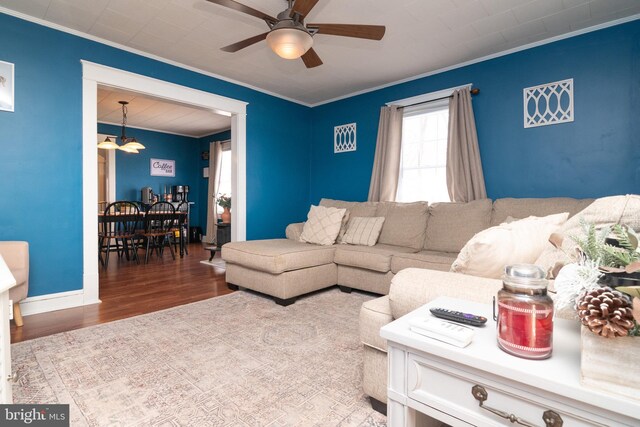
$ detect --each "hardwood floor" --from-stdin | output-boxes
[11,243,232,343]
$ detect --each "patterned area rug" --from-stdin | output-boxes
[12,288,387,426]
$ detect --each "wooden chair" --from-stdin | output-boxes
[172,201,189,256]
[99,201,142,268]
[141,202,177,263]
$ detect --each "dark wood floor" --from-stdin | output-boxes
[11,243,232,343]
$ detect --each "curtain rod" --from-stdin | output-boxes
[398,88,480,109]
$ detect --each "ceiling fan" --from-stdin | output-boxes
[206,0,386,68]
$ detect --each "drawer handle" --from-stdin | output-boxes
[471,385,563,427]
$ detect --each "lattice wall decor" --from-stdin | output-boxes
[523,78,574,128]
[334,123,357,153]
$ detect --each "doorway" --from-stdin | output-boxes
[82,61,247,306]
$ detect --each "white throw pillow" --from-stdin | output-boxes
[300,205,347,246]
[451,212,570,279]
[340,217,386,246]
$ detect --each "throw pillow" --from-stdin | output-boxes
[340,217,386,246]
[300,205,347,246]
[451,212,570,279]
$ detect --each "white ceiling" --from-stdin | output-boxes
[97,86,230,137]
[1,0,639,105]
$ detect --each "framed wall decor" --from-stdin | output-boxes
[150,158,175,177]
[0,60,15,113]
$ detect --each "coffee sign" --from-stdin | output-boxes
[150,158,175,177]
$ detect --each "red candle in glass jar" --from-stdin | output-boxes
[496,264,554,360]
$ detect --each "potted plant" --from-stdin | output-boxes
[217,194,231,223]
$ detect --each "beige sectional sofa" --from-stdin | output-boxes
[222,197,592,306]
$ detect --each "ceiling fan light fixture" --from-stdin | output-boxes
[97,136,120,150]
[266,27,313,59]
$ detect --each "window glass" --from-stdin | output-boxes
[396,102,450,203]
[217,149,232,213]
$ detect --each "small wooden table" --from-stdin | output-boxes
[205,223,231,261]
[380,297,640,426]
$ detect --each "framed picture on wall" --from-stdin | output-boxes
[150,158,175,177]
[0,60,15,112]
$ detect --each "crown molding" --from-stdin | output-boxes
[310,13,640,107]
[0,6,312,107]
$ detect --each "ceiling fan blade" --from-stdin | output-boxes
[290,0,320,19]
[301,48,323,68]
[221,32,269,52]
[307,24,386,40]
[206,0,277,24]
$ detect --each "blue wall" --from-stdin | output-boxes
[309,20,640,205]
[97,123,204,229]
[0,12,311,297]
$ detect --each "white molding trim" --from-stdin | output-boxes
[387,84,471,107]
[0,6,308,107]
[20,290,88,316]
[1,6,637,108]
[312,14,640,107]
[83,61,247,307]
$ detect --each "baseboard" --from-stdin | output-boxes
[20,290,95,316]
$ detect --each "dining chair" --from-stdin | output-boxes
[99,201,142,268]
[173,201,189,256]
[142,201,177,263]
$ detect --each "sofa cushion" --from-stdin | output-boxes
[490,197,594,226]
[341,217,385,246]
[390,250,457,274]
[389,268,503,320]
[424,199,492,253]
[300,205,346,246]
[222,239,336,274]
[334,244,416,273]
[285,222,305,241]
[375,201,429,250]
[360,295,392,352]
[451,213,569,279]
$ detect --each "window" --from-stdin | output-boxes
[217,146,232,214]
[396,99,450,203]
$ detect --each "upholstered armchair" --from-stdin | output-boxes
[0,242,29,327]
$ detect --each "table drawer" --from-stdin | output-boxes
[407,353,609,427]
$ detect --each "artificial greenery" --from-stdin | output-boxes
[570,220,640,269]
[217,194,231,209]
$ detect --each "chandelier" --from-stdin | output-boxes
[97,101,145,153]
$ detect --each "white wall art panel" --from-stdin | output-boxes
[334,123,357,153]
[524,79,574,128]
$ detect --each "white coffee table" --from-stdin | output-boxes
[380,296,640,426]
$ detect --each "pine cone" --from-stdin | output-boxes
[577,286,635,338]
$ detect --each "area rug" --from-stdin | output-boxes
[200,258,226,268]
[12,288,387,426]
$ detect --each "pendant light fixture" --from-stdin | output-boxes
[97,100,145,153]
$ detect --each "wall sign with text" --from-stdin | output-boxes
[150,158,175,177]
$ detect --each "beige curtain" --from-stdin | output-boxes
[368,105,404,202]
[446,88,487,202]
[205,141,223,243]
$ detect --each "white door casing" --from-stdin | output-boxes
[82,61,247,306]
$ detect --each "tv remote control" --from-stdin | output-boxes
[429,307,487,327]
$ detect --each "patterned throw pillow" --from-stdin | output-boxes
[340,217,386,246]
[300,205,347,246]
